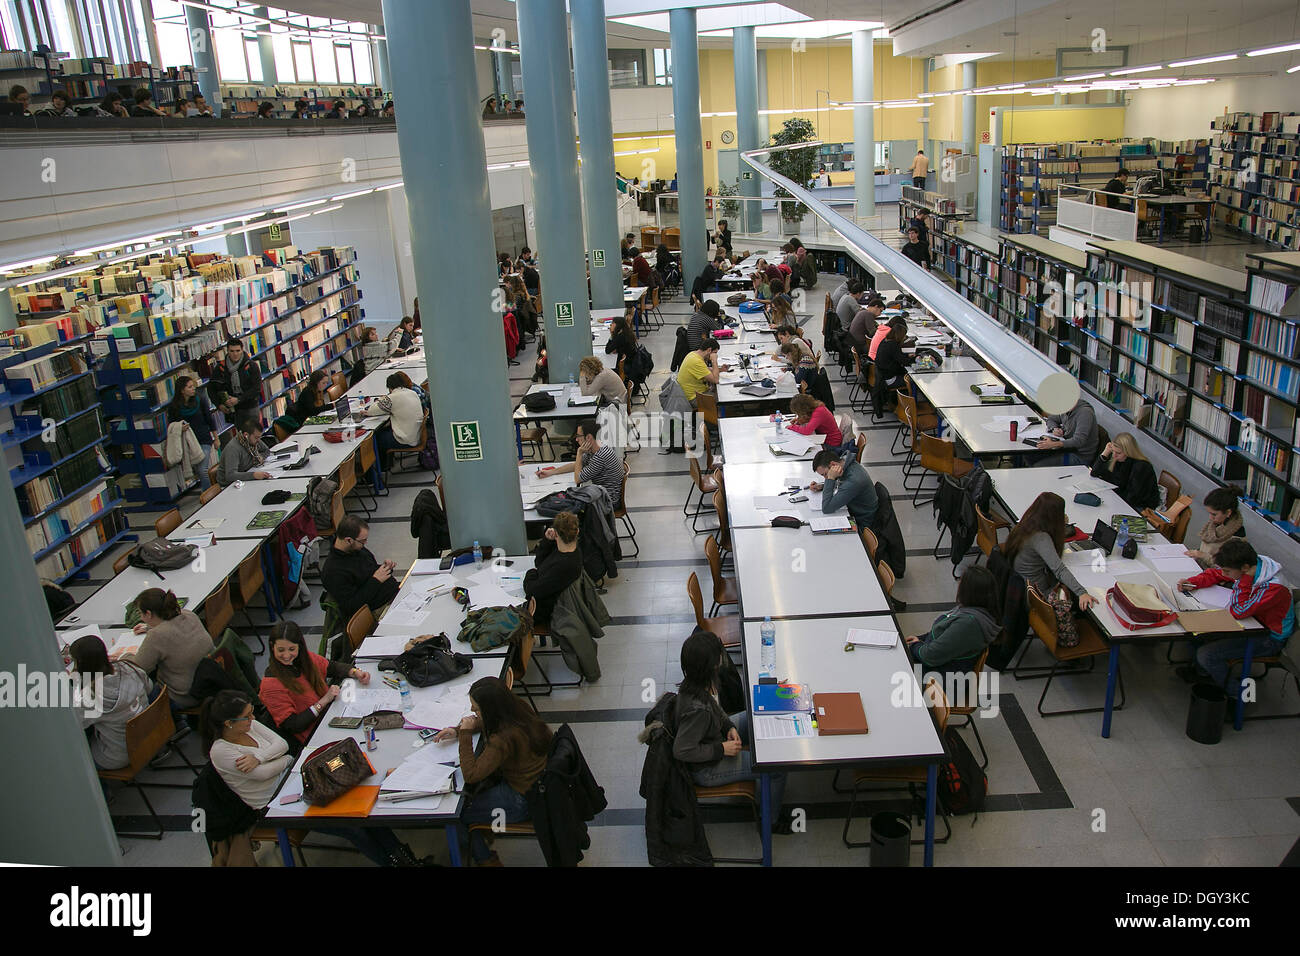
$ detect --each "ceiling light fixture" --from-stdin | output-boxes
[1247,42,1300,56]
[1110,65,1163,75]
[1168,53,1238,67]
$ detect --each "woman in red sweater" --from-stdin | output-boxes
[787,393,843,449]
[259,621,372,746]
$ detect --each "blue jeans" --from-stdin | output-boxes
[460,781,532,862]
[1196,634,1284,687]
[689,711,787,811]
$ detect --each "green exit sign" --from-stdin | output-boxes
[450,420,483,462]
[555,302,575,327]
[592,249,606,267]
[742,171,753,180]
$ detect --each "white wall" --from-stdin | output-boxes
[1124,72,1300,140]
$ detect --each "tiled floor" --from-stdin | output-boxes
[78,211,1299,866]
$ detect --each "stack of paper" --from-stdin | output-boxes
[408,559,451,576]
[337,685,403,720]
[405,695,473,731]
[845,627,898,648]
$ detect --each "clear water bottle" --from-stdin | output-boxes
[397,676,413,712]
[1116,519,1130,552]
[569,373,575,387]
[760,617,776,677]
[775,415,784,435]
[473,540,483,570]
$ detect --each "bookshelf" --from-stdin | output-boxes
[999,142,1158,236]
[0,337,129,584]
[220,84,388,118]
[1208,111,1300,251]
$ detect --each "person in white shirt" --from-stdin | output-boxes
[366,375,425,464]
[577,356,626,406]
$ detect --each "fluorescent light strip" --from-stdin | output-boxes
[375,182,404,190]
[0,254,56,272]
[1111,65,1163,75]
[331,187,375,201]
[274,198,328,213]
[1247,42,1300,56]
[1290,64,1300,73]
[614,148,659,156]
[1168,54,1238,67]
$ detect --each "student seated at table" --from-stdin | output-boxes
[675,337,728,408]
[867,310,894,360]
[120,588,214,709]
[366,373,425,463]
[386,316,417,357]
[751,269,771,300]
[872,318,915,415]
[522,261,541,296]
[771,324,812,363]
[1002,492,1097,612]
[1090,432,1160,511]
[433,676,552,865]
[578,356,626,406]
[217,417,273,486]
[836,280,869,328]
[321,515,401,622]
[204,689,418,867]
[673,628,792,832]
[290,369,331,425]
[1185,485,1246,568]
[630,249,655,287]
[604,312,638,371]
[507,275,538,337]
[905,565,1001,676]
[260,621,371,746]
[849,296,885,352]
[686,299,723,351]
[524,512,583,630]
[788,394,843,449]
[535,418,623,509]
[1035,396,1098,465]
[781,343,818,393]
[387,370,430,415]
[69,634,153,770]
[690,261,721,306]
[1177,538,1295,687]
[810,448,877,528]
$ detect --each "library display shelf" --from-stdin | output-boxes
[999,141,1159,236]
[1209,111,1300,251]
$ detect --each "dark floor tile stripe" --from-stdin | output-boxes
[618,558,709,569]
[532,707,648,723]
[996,693,1066,794]
[608,613,699,626]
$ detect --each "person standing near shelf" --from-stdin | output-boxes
[901,226,932,271]
[208,337,262,425]
[909,149,930,189]
[167,375,218,490]
[910,210,931,247]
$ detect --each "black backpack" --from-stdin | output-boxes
[536,490,584,517]
[129,538,198,574]
[524,391,557,412]
[383,635,473,688]
[626,344,654,383]
[937,725,986,816]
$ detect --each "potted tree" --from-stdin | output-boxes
[767,117,818,231]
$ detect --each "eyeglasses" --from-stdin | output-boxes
[226,714,254,724]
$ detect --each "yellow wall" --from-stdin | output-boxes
[608,132,678,184]
[1003,105,1127,144]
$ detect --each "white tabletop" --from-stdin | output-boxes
[718,416,825,464]
[717,369,798,406]
[985,465,1140,528]
[624,286,648,302]
[590,308,624,322]
[939,402,1048,455]
[294,415,387,434]
[744,618,945,769]
[518,463,575,522]
[366,558,535,643]
[59,538,261,628]
[926,355,986,374]
[167,477,312,542]
[513,383,598,421]
[260,431,369,478]
[911,369,1018,410]
[730,526,890,619]
[262,653,509,824]
[723,461,821,528]
[378,352,428,372]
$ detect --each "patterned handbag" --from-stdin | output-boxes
[1049,584,1080,649]
[300,738,375,806]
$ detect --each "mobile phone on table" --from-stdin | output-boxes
[328,716,363,729]
[418,728,439,740]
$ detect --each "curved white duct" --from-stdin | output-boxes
[740,147,1080,415]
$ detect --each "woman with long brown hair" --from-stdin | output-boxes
[259,621,370,745]
[1002,492,1096,610]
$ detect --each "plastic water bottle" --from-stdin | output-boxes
[397,676,413,712]
[569,373,575,387]
[1116,519,1130,552]
[473,540,483,570]
[760,617,776,677]
[775,415,784,435]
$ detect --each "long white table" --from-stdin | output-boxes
[366,557,535,643]
[985,465,1139,529]
[730,526,891,620]
[166,477,312,542]
[722,461,820,528]
[718,416,825,465]
[58,538,261,629]
[938,402,1049,456]
[512,383,599,422]
[260,430,371,478]
[911,369,1017,410]
[926,355,987,374]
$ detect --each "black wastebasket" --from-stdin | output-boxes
[869,811,911,867]
[1186,682,1226,745]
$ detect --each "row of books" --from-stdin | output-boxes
[20,406,104,461]
[1243,468,1286,516]
[24,479,120,555]
[34,510,128,583]
[1212,112,1300,136]
[1244,351,1300,398]
[15,446,112,516]
[1199,297,1248,338]
[1247,312,1300,358]
[1239,428,1290,474]
[1248,274,1298,314]
[1189,395,1232,440]
[3,348,83,391]
[1210,171,1300,206]
[1181,429,1228,477]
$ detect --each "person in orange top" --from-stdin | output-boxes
[258,621,371,746]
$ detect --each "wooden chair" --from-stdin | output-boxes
[346,606,376,652]
[855,432,867,464]
[704,535,737,616]
[861,527,879,565]
[332,371,347,392]
[199,484,221,505]
[613,460,638,557]
[697,422,716,471]
[352,432,381,513]
[204,578,235,641]
[326,383,345,402]
[687,571,740,653]
[696,393,720,437]
[912,430,972,512]
[1158,470,1182,510]
[388,421,428,474]
[508,598,542,712]
[113,550,133,575]
[894,391,938,460]
[663,226,681,251]
[683,460,720,534]
[946,648,992,769]
[711,488,732,560]
[208,462,219,488]
[840,680,952,849]
[519,421,555,462]
[230,552,268,653]
[877,560,895,597]
[154,507,182,539]
[435,474,446,512]
[272,422,291,444]
[97,686,181,839]
[336,451,359,514]
[1226,588,1300,723]
[974,503,1010,565]
[1025,585,1124,717]
[694,779,763,864]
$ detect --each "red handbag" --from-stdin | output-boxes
[1106,582,1177,630]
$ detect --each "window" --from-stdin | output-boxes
[608,47,645,88]
[245,37,262,81]
[310,36,336,82]
[353,41,373,83]
[272,32,295,81]
[334,42,353,83]
[46,0,78,55]
[653,47,671,86]
[213,26,246,81]
[291,39,312,82]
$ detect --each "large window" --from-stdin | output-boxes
[608,47,645,88]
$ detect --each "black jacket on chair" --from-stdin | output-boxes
[526,723,607,867]
[410,489,451,559]
[870,482,907,579]
[639,693,712,866]
[985,547,1029,671]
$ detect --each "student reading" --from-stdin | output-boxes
[121,588,214,708]
[69,635,152,770]
[1184,485,1246,568]
[905,565,1001,675]
[1090,432,1160,512]
[1002,492,1097,611]
[524,512,583,630]
[259,621,371,746]
[810,448,878,528]
[321,515,401,621]
[535,418,623,509]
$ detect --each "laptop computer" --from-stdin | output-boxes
[1089,518,1118,555]
[334,397,353,423]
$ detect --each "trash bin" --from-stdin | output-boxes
[1186,683,1227,745]
[869,811,911,867]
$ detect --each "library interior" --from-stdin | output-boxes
[3,0,1300,877]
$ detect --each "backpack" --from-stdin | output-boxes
[937,726,986,816]
[456,604,531,653]
[387,636,473,687]
[306,476,339,532]
[535,490,584,517]
[524,391,557,412]
[128,538,198,573]
[626,344,654,384]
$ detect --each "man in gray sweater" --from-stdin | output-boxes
[1037,397,1098,466]
[835,280,869,329]
[810,449,878,528]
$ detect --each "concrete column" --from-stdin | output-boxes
[756,48,770,143]
[670,8,706,282]
[516,0,591,379]
[253,7,276,83]
[381,0,526,553]
[493,50,513,102]
[571,0,622,312]
[372,30,392,95]
[851,30,875,218]
[139,0,163,67]
[185,5,220,116]
[962,61,977,156]
[0,291,17,331]
[732,25,761,234]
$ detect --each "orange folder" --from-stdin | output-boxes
[304,785,382,818]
